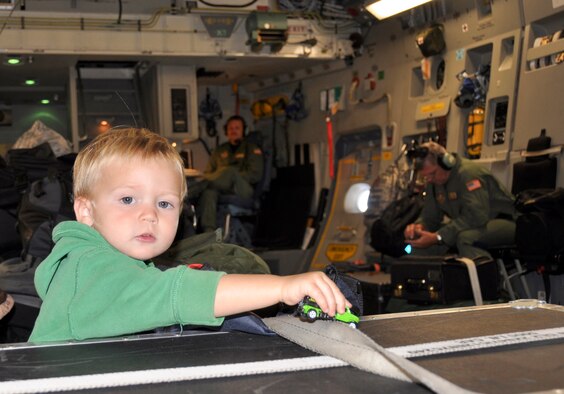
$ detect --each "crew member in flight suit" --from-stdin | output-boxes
[404,141,516,260]
[197,115,263,233]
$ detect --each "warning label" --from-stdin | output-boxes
[325,244,357,262]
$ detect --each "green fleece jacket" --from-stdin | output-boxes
[29,221,225,343]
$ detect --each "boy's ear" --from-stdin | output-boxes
[74,197,94,226]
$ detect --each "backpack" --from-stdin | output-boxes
[153,230,271,275]
[0,157,21,210]
[0,151,75,343]
[16,152,76,263]
[415,24,445,57]
[6,142,59,192]
[17,173,75,262]
[0,158,23,260]
[369,193,424,257]
[515,188,564,274]
[324,264,363,316]
[0,153,76,303]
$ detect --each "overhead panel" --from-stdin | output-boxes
[195,0,274,12]
[245,11,288,53]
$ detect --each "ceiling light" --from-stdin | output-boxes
[366,0,433,20]
[96,118,113,133]
[24,79,37,86]
[40,99,50,105]
[5,55,23,65]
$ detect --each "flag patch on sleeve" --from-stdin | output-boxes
[466,179,482,191]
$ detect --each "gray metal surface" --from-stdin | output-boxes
[0,330,429,394]
[1,303,562,393]
[363,303,564,394]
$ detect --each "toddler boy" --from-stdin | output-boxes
[30,128,348,342]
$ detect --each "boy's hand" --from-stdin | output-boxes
[279,272,351,317]
[214,272,352,318]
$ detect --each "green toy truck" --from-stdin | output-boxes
[296,296,360,328]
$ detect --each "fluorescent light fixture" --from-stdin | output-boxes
[40,99,50,105]
[366,0,433,20]
[0,0,15,11]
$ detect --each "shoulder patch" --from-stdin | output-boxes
[466,179,482,191]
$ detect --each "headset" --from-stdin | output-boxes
[437,150,456,170]
[223,115,248,136]
[408,145,456,170]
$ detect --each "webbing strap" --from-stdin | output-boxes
[264,315,477,394]
[0,356,347,394]
[457,257,483,306]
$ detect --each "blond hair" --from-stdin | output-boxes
[73,128,187,201]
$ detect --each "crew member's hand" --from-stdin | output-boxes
[404,223,424,241]
[408,229,439,249]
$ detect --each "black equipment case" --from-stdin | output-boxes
[390,256,498,304]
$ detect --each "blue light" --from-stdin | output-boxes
[404,244,412,254]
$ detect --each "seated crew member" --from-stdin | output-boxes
[404,141,516,260]
[29,128,349,343]
[197,115,263,233]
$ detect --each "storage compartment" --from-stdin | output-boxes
[524,10,564,71]
[465,43,493,75]
[514,9,564,150]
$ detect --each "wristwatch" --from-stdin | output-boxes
[436,233,443,244]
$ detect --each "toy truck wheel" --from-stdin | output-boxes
[349,322,357,329]
[307,310,317,320]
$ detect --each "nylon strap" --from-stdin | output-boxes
[457,257,483,306]
[264,315,477,394]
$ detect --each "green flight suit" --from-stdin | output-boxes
[413,154,516,259]
[198,140,264,232]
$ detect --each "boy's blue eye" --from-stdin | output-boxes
[158,201,172,209]
[121,196,134,204]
